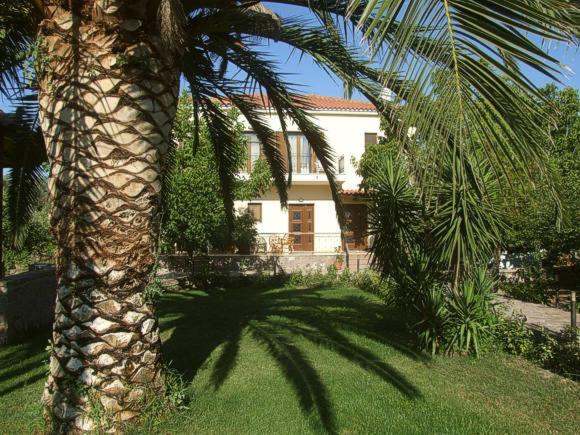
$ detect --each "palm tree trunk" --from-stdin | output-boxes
[36,2,179,431]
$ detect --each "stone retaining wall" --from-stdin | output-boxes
[0,268,57,345]
[159,252,372,275]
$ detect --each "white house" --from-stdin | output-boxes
[233,94,381,253]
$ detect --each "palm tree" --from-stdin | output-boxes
[0,100,47,275]
[0,0,578,431]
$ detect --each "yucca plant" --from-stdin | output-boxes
[445,268,498,356]
[366,150,423,282]
[0,0,578,430]
[431,154,507,284]
[413,284,449,356]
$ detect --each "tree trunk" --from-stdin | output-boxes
[36,1,179,431]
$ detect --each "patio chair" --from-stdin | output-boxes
[283,234,295,253]
[252,236,268,254]
[269,235,284,253]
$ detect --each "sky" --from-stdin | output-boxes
[258,4,580,98]
[1,3,579,112]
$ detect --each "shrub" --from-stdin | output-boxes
[210,211,258,254]
[144,278,167,304]
[284,268,395,303]
[392,249,442,311]
[232,211,258,255]
[494,314,535,356]
[548,327,580,379]
[445,269,498,356]
[286,266,338,289]
[3,248,32,272]
[348,270,394,303]
[410,268,500,357]
[413,285,448,356]
[495,317,580,380]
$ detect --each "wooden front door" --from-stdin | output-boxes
[344,204,368,250]
[288,204,314,251]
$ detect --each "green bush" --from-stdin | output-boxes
[286,266,338,289]
[445,269,498,356]
[494,314,535,356]
[232,211,258,255]
[411,268,499,357]
[144,279,167,304]
[284,268,395,303]
[548,327,580,378]
[413,285,448,356]
[347,270,394,303]
[3,248,32,271]
[393,249,442,311]
[495,317,580,380]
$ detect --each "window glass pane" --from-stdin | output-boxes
[293,223,301,232]
[245,133,261,171]
[288,134,299,174]
[293,235,302,244]
[251,141,260,165]
[300,136,310,173]
[292,211,301,220]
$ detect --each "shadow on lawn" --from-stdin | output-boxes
[0,333,48,397]
[159,285,425,434]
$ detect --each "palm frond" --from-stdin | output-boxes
[0,1,38,97]
[197,96,241,226]
[6,164,45,249]
[1,97,46,248]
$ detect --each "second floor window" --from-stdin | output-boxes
[244,131,319,174]
[289,133,313,174]
[364,133,378,149]
[245,133,261,172]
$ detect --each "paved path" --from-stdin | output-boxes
[497,296,575,333]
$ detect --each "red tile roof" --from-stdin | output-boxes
[216,94,377,112]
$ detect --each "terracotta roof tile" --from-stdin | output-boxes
[216,94,376,112]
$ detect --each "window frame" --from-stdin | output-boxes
[364,132,378,150]
[288,132,316,174]
[244,132,261,173]
[247,203,262,223]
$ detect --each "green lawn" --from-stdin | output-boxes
[1,285,578,434]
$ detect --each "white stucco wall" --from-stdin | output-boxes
[235,185,343,252]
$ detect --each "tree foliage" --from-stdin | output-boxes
[162,94,272,255]
[2,177,54,271]
[502,85,580,263]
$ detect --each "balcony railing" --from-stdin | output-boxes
[252,232,343,253]
[245,155,346,177]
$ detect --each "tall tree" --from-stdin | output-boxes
[503,85,580,262]
[0,0,578,431]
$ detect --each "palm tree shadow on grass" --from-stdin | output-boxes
[158,284,425,434]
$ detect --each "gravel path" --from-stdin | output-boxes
[497,295,576,333]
